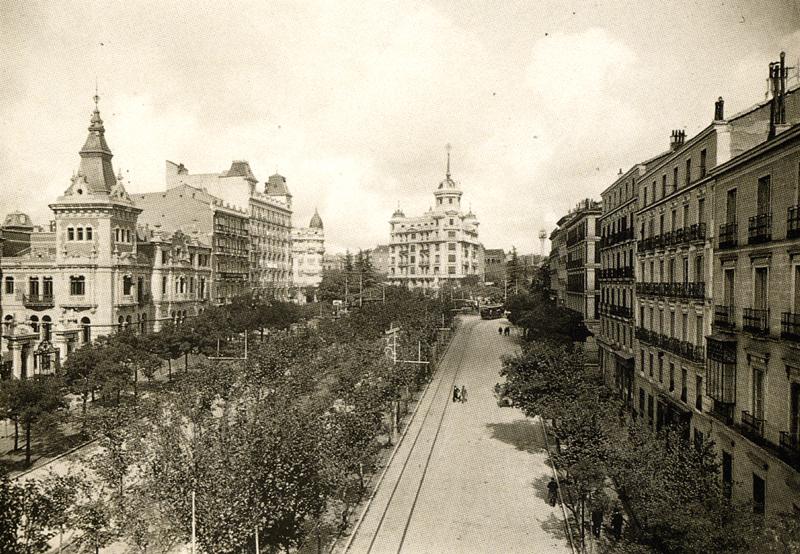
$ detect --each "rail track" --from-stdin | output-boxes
[341,321,475,554]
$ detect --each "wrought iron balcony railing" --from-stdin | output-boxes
[741,410,765,441]
[23,294,55,308]
[789,206,800,239]
[714,305,735,329]
[782,312,800,342]
[748,213,772,244]
[743,307,769,335]
[719,222,738,249]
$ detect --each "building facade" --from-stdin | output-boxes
[388,156,483,289]
[133,183,250,305]
[164,161,293,299]
[707,118,800,514]
[0,100,215,380]
[291,210,325,303]
[562,199,602,360]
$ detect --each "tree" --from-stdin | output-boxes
[0,376,66,466]
[505,292,591,344]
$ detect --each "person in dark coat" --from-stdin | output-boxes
[547,477,559,506]
[591,504,604,538]
[498,326,503,335]
[610,506,623,539]
[453,385,460,402]
[504,326,510,336]
[460,385,467,402]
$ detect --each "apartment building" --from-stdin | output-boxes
[388,154,483,289]
[599,160,666,405]
[707,115,800,515]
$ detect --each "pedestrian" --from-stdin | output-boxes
[453,385,460,402]
[460,385,468,403]
[505,326,510,336]
[610,506,623,539]
[498,326,503,335]
[591,504,604,538]
[547,477,559,506]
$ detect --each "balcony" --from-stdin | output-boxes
[714,305,735,330]
[788,206,800,239]
[781,312,800,342]
[741,410,765,442]
[688,222,707,243]
[710,400,735,426]
[719,222,738,249]
[23,294,54,308]
[748,213,772,244]
[743,308,769,335]
[686,281,705,299]
[779,432,800,470]
[679,340,705,363]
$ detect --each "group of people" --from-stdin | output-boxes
[452,385,468,403]
[498,326,511,336]
[546,478,624,540]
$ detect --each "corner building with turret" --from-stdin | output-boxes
[388,155,483,289]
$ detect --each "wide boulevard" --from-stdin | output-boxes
[340,315,571,554]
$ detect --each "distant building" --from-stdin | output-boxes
[484,248,505,286]
[550,199,602,361]
[370,244,391,277]
[291,210,325,303]
[388,153,483,289]
[133,184,250,305]
[322,253,346,272]
[163,160,293,299]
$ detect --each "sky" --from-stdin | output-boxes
[1,1,799,255]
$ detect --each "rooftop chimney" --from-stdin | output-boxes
[769,52,789,139]
[714,97,724,121]
[669,130,685,151]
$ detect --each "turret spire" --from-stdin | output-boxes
[445,143,451,179]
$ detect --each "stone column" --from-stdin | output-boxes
[11,343,22,380]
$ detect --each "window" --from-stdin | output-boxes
[724,268,735,308]
[673,166,679,190]
[86,227,92,240]
[448,243,456,250]
[700,149,707,178]
[669,363,675,391]
[757,175,771,216]
[123,275,133,296]
[698,198,705,224]
[790,382,800,442]
[77,227,84,240]
[449,198,453,204]
[29,277,39,297]
[70,276,86,296]
[448,266,456,274]
[448,254,456,263]
[722,451,732,497]
[686,158,692,186]
[43,277,53,297]
[754,267,768,311]
[4,276,13,294]
[696,314,704,346]
[162,276,168,294]
[68,227,75,241]
[662,174,667,197]
[752,366,764,420]
[696,375,704,411]
[448,231,456,238]
[753,474,765,514]
[726,188,737,224]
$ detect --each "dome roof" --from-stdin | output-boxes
[392,207,405,218]
[310,209,323,229]
[3,211,33,228]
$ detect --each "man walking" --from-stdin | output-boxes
[610,506,623,539]
[453,385,460,403]
[547,477,559,506]
[460,385,468,403]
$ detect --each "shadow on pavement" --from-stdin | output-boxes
[485,419,547,454]
[540,510,569,542]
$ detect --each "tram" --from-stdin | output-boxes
[479,305,505,320]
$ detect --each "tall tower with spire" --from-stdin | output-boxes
[433,144,463,211]
[48,95,145,334]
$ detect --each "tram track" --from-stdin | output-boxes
[341,320,475,554]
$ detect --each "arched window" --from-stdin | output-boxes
[140,313,147,334]
[29,315,39,333]
[42,316,52,342]
[81,317,91,343]
[118,316,125,331]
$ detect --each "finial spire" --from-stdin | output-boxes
[445,143,451,179]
